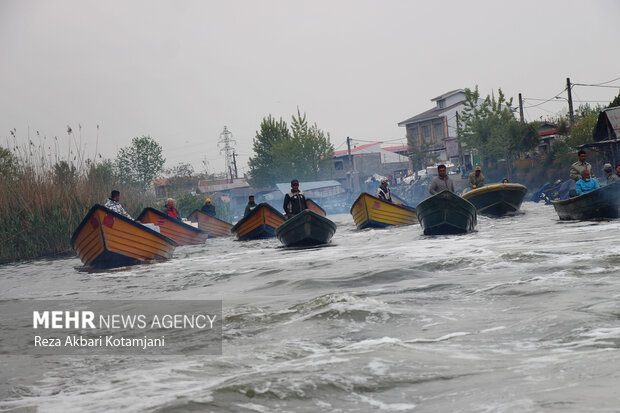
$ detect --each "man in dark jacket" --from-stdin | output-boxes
[244,195,257,217]
[283,179,307,219]
[201,198,216,217]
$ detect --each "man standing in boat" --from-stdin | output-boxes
[244,195,257,217]
[201,198,216,217]
[603,163,619,184]
[467,165,485,189]
[163,198,180,220]
[104,190,133,220]
[283,179,307,219]
[569,150,592,181]
[376,179,393,203]
[429,164,455,195]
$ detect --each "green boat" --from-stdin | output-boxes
[275,210,337,247]
[416,190,477,235]
[462,183,528,216]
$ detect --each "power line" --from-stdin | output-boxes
[573,75,620,87]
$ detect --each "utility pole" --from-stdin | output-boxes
[346,136,353,193]
[456,111,465,169]
[232,151,239,179]
[217,126,236,181]
[566,77,575,127]
[518,93,525,123]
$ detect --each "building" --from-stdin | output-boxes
[333,142,410,185]
[536,122,561,153]
[398,89,467,166]
[580,106,620,166]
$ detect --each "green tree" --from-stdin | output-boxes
[115,136,165,190]
[165,162,196,195]
[247,115,292,187]
[0,146,18,178]
[566,104,602,147]
[274,109,334,181]
[457,86,540,169]
[248,110,334,185]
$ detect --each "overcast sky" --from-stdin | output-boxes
[1,0,619,175]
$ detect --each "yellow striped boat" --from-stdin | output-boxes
[71,204,177,268]
[137,207,208,245]
[231,203,286,240]
[187,209,233,238]
[350,192,418,229]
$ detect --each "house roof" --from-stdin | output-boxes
[431,89,465,102]
[333,142,381,156]
[198,178,249,193]
[333,142,409,163]
[595,106,620,141]
[382,145,408,152]
[398,100,463,127]
[275,180,342,195]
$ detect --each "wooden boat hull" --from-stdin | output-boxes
[187,210,233,238]
[416,190,477,235]
[551,182,620,220]
[349,192,417,229]
[70,204,177,268]
[276,210,336,247]
[137,207,208,245]
[230,203,286,240]
[462,183,528,216]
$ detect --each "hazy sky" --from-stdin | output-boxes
[2,0,619,175]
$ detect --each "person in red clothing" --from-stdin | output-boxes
[163,198,180,220]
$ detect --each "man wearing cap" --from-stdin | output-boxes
[201,197,216,217]
[429,164,455,195]
[569,150,592,181]
[467,166,485,189]
[376,179,393,203]
[283,179,307,219]
[603,163,619,184]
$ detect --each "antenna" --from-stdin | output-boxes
[217,126,237,180]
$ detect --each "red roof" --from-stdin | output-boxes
[539,129,557,136]
[382,145,408,152]
[333,142,381,156]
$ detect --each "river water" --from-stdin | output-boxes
[1,201,620,412]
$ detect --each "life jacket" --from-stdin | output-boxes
[164,206,179,219]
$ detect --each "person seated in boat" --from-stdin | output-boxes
[603,163,619,184]
[569,150,592,181]
[376,179,393,203]
[575,169,600,196]
[429,164,455,195]
[163,198,180,220]
[104,190,133,220]
[467,165,485,189]
[200,198,216,217]
[502,178,509,184]
[244,195,257,217]
[283,179,307,219]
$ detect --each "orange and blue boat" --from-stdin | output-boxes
[350,192,418,229]
[137,207,208,245]
[71,204,177,268]
[187,209,233,238]
[230,202,286,240]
